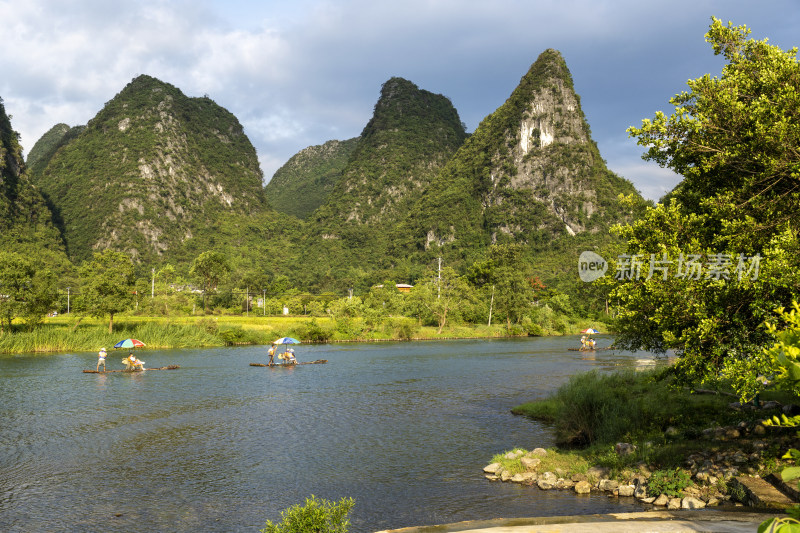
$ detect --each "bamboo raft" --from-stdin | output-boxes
[83,365,180,373]
[567,347,613,352]
[250,360,328,367]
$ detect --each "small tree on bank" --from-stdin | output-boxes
[190,250,231,312]
[260,495,355,533]
[78,249,135,334]
[0,251,57,333]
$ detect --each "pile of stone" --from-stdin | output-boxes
[483,447,732,510]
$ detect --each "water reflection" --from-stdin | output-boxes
[0,337,656,532]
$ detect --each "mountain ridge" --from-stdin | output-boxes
[29,74,268,265]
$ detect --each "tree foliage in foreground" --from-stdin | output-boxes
[612,17,800,399]
[260,495,355,533]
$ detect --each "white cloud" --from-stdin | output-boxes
[1,0,798,195]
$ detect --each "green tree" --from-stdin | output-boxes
[488,244,536,327]
[78,249,135,333]
[614,18,800,397]
[190,251,231,311]
[409,267,473,333]
[0,251,57,333]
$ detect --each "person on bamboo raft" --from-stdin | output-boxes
[97,347,107,372]
[123,353,146,371]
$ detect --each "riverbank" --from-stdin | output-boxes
[0,314,610,354]
[493,368,800,525]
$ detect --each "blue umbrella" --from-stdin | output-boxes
[273,337,301,345]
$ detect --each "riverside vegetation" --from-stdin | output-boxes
[483,18,800,531]
[497,367,799,508]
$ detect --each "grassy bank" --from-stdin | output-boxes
[508,368,796,480]
[0,314,608,354]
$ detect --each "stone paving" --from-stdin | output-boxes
[374,510,776,533]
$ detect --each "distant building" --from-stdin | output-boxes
[373,284,414,293]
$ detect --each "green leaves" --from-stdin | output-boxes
[189,251,231,311]
[260,495,355,533]
[78,249,135,333]
[616,18,800,398]
[0,251,58,332]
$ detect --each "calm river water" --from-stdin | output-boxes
[0,336,657,532]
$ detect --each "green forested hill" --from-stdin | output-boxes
[0,98,72,276]
[265,137,359,219]
[16,56,648,299]
[296,77,469,290]
[410,49,643,258]
[29,75,269,266]
[26,123,85,179]
[388,49,649,293]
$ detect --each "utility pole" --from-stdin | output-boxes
[151,267,155,298]
[437,257,442,299]
[488,285,495,326]
[263,289,266,316]
[246,287,249,317]
[67,287,70,314]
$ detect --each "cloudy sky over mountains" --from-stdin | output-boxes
[2,0,798,200]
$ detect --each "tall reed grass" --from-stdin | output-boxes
[0,321,224,354]
[512,369,734,448]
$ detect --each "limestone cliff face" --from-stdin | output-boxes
[30,75,267,263]
[415,49,640,250]
[505,58,597,236]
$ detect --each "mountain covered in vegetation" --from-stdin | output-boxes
[18,51,645,297]
[28,75,269,265]
[0,98,71,272]
[292,77,469,289]
[409,49,642,261]
[265,137,359,219]
[26,123,86,179]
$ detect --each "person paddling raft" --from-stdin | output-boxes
[268,344,277,366]
[97,347,107,372]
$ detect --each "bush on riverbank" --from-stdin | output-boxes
[494,369,800,512]
[512,369,742,450]
[510,368,799,474]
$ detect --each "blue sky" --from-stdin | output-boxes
[2,0,798,200]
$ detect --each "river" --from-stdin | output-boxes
[0,336,658,532]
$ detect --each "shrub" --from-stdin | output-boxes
[217,325,261,345]
[647,468,692,498]
[335,317,364,338]
[390,317,418,340]
[197,317,218,334]
[294,319,333,343]
[260,495,355,533]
